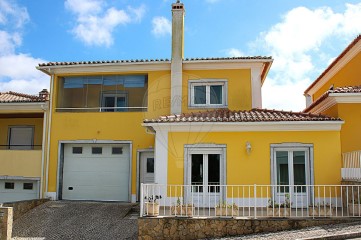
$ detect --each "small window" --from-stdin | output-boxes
[189,79,227,107]
[92,147,102,154]
[5,182,14,189]
[23,183,33,190]
[112,147,123,154]
[147,158,154,173]
[72,147,83,154]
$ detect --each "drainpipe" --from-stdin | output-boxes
[45,73,54,199]
[39,108,47,198]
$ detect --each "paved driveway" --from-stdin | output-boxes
[12,201,138,240]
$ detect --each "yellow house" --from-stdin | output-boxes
[0,90,48,203]
[37,1,343,207]
[304,34,361,180]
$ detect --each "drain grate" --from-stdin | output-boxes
[48,204,65,208]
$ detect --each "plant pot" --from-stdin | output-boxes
[267,207,291,217]
[215,207,238,217]
[348,203,361,216]
[308,207,334,217]
[171,205,194,216]
[145,202,159,216]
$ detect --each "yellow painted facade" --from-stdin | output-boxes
[167,131,342,188]
[47,68,254,196]
[312,51,361,100]
[0,117,43,178]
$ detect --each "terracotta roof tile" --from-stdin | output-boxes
[304,85,361,113]
[305,34,361,94]
[144,108,341,123]
[0,91,46,103]
[38,56,272,67]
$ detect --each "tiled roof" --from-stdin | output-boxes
[0,91,46,103]
[38,56,272,67]
[305,34,361,94]
[304,85,361,113]
[144,108,341,124]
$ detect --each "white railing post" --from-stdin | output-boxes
[140,183,144,216]
[254,184,257,219]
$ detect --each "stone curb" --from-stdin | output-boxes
[299,231,361,240]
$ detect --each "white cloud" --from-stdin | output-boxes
[152,16,171,37]
[65,0,145,47]
[0,0,49,94]
[253,2,361,111]
[225,48,244,57]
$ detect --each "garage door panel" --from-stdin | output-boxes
[62,143,130,201]
[0,180,38,203]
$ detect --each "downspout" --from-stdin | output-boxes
[45,73,54,199]
[39,107,47,198]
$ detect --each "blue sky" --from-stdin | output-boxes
[0,0,361,111]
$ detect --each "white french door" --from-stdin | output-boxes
[186,148,224,207]
[273,147,311,208]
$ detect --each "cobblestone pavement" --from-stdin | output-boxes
[12,201,137,240]
[214,220,361,240]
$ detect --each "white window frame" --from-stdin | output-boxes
[188,79,228,108]
[101,92,128,112]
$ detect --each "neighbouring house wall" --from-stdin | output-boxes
[0,118,43,147]
[182,69,252,112]
[312,51,361,101]
[338,103,361,153]
[167,131,341,186]
[138,217,357,240]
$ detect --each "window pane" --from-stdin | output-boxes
[194,86,206,104]
[5,182,14,189]
[104,97,115,112]
[210,85,223,104]
[191,154,203,192]
[208,154,220,193]
[116,96,127,112]
[23,183,33,190]
[293,151,306,192]
[92,147,102,154]
[146,158,154,173]
[112,147,123,154]
[72,147,83,154]
[276,151,289,193]
[9,127,33,150]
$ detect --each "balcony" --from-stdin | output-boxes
[0,145,42,178]
[140,184,361,218]
[341,151,361,180]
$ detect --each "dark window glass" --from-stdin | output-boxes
[112,147,123,154]
[72,147,83,154]
[104,97,115,112]
[23,183,33,190]
[5,182,14,189]
[210,85,223,104]
[92,147,102,154]
[194,86,206,104]
[146,158,154,173]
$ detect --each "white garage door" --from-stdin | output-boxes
[62,143,130,201]
[0,179,39,203]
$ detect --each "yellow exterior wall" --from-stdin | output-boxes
[182,69,252,112]
[0,117,43,178]
[0,150,42,177]
[168,131,341,187]
[313,51,361,100]
[47,72,170,195]
[338,104,361,152]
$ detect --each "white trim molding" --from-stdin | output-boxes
[0,102,48,113]
[308,94,361,114]
[144,121,343,133]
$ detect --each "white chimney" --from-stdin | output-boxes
[170,0,185,115]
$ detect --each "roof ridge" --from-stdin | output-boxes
[7,91,40,100]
